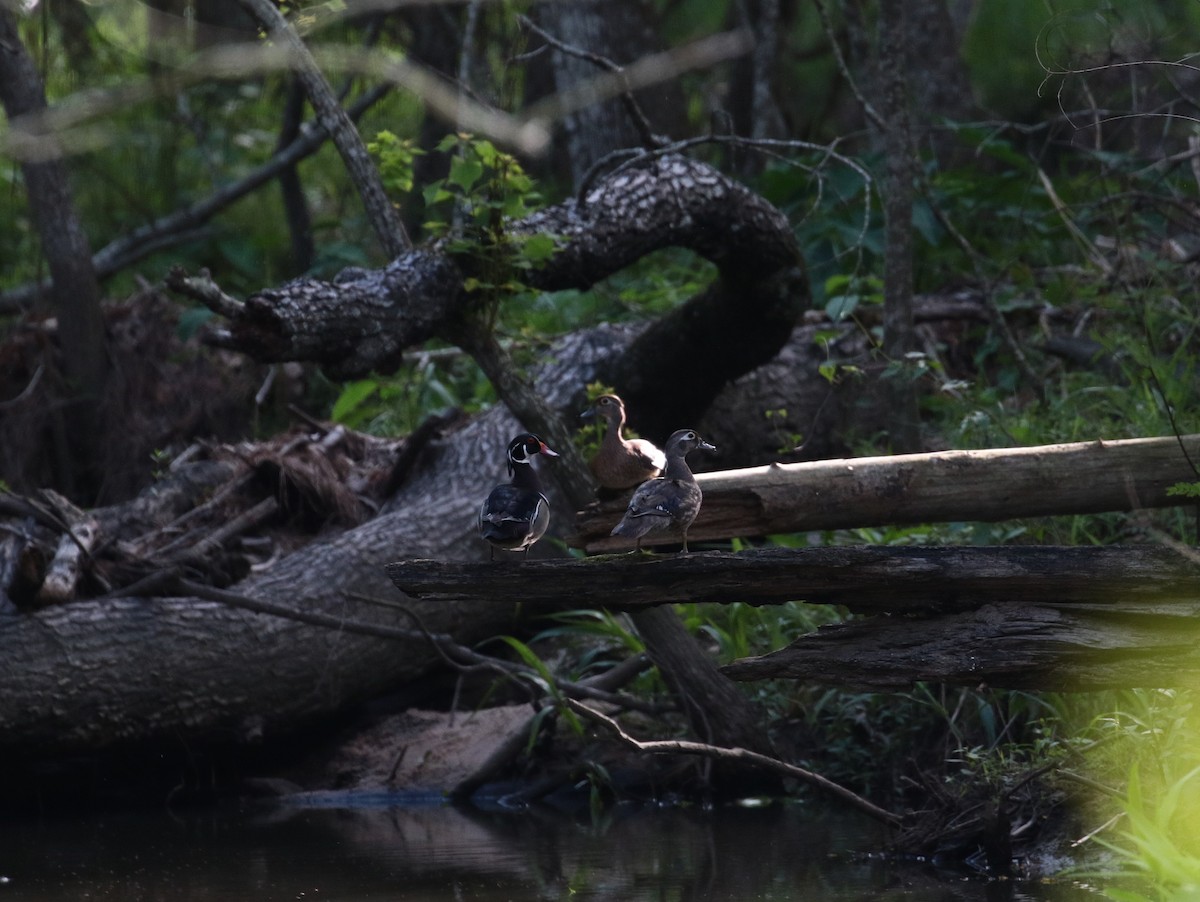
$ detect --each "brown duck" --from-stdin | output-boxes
[609,428,716,553]
[580,394,666,491]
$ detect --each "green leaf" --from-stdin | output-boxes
[448,156,484,192]
[521,233,557,263]
[422,181,453,207]
[331,379,379,423]
[1167,482,1200,498]
[499,636,557,689]
[825,293,860,321]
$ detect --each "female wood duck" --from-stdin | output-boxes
[580,394,666,491]
[609,429,716,553]
[479,433,559,560]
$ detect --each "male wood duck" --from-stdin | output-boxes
[479,433,559,560]
[580,393,666,491]
[609,428,716,553]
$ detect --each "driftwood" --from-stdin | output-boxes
[386,543,1200,691]
[573,435,1200,551]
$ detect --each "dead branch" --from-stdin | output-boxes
[564,697,903,828]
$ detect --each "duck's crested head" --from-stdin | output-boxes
[507,432,559,471]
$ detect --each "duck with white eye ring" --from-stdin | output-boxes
[579,393,665,491]
[609,428,716,553]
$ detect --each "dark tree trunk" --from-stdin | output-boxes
[877,0,920,451]
[0,7,109,500]
[276,78,316,275]
[533,0,684,188]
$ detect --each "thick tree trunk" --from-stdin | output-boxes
[532,0,683,187]
[878,0,920,452]
[0,328,620,757]
[191,155,804,398]
[573,435,1200,551]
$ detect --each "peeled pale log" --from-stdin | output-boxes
[572,435,1200,552]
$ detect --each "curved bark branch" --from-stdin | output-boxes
[180,154,807,428]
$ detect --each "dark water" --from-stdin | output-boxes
[0,795,1110,901]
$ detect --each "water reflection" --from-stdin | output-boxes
[0,796,1107,901]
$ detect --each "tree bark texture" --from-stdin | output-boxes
[720,601,1200,691]
[532,0,682,188]
[573,435,1200,551]
[0,328,624,757]
[387,544,1200,691]
[386,545,1200,615]
[0,8,108,494]
[197,154,807,437]
[877,0,920,452]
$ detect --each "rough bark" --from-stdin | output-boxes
[878,0,920,451]
[387,544,1200,691]
[385,545,1200,615]
[573,435,1200,551]
[0,8,108,495]
[189,154,807,435]
[0,328,623,757]
[532,0,681,188]
[721,602,1200,691]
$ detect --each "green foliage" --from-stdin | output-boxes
[823,273,883,322]
[418,133,551,295]
[368,130,422,195]
[327,352,492,435]
[1078,690,1200,900]
[497,635,584,738]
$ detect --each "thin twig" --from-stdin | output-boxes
[517,14,665,151]
[0,364,43,410]
[0,86,390,313]
[234,0,411,258]
[812,0,883,130]
[564,697,904,828]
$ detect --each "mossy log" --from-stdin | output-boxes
[386,543,1200,691]
[572,435,1200,552]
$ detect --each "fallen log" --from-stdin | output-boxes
[571,435,1200,552]
[386,544,1200,691]
[718,602,1200,692]
[386,545,1200,614]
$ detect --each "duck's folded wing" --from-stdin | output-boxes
[626,482,679,518]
